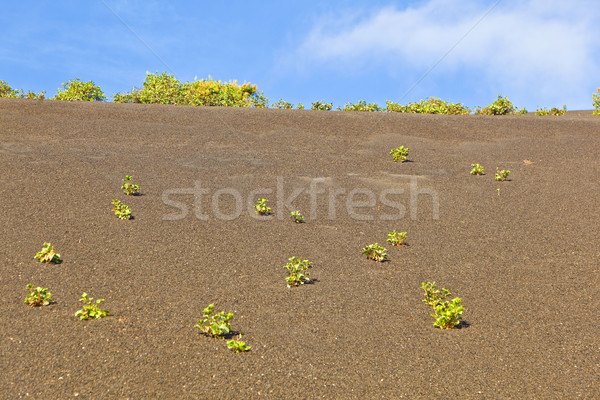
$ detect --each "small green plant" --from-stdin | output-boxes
[342,100,383,112]
[470,164,485,175]
[311,100,333,111]
[24,284,52,307]
[362,243,387,262]
[54,78,106,102]
[536,106,566,116]
[254,198,271,215]
[34,242,62,264]
[475,95,525,115]
[227,334,251,353]
[387,230,407,246]
[272,99,294,109]
[390,145,409,162]
[284,256,312,287]
[296,103,304,110]
[75,293,109,320]
[421,282,464,329]
[386,97,470,115]
[121,175,141,195]
[593,89,600,115]
[0,80,45,99]
[112,199,132,220]
[195,304,234,338]
[290,211,304,223]
[495,167,510,181]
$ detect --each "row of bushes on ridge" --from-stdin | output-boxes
[2,73,599,115]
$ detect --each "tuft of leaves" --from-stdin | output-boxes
[362,243,387,262]
[54,78,106,102]
[342,100,383,112]
[272,99,294,109]
[311,100,333,111]
[34,242,62,264]
[390,145,409,162]
[386,97,470,115]
[121,175,141,195]
[474,95,526,115]
[254,198,271,215]
[24,284,52,307]
[195,304,234,338]
[421,282,464,329]
[284,256,312,287]
[75,292,109,320]
[112,199,132,220]
[593,89,600,115]
[495,168,510,181]
[227,334,251,353]
[290,211,304,223]
[470,164,485,175]
[387,230,407,246]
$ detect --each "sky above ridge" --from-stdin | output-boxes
[1,0,599,110]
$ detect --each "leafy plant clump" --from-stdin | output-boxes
[290,211,304,223]
[495,168,510,181]
[54,78,106,102]
[311,100,333,111]
[593,89,600,115]
[113,72,267,108]
[24,284,52,307]
[195,304,234,338]
[386,97,470,115]
[474,95,526,115]
[34,242,62,264]
[272,99,294,109]
[284,256,313,287]
[390,145,409,162]
[112,199,132,220]
[362,243,388,262]
[75,292,109,320]
[121,175,141,195]
[536,106,566,116]
[342,100,383,112]
[421,282,464,329]
[470,164,485,175]
[0,80,46,100]
[254,198,271,215]
[387,230,407,246]
[227,334,251,353]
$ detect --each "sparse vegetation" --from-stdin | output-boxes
[227,335,251,353]
[283,256,312,287]
[342,100,383,112]
[495,168,510,181]
[254,198,271,215]
[386,97,470,115]
[272,99,294,109]
[475,95,526,115]
[112,199,132,220]
[54,78,106,102]
[75,292,109,320]
[24,284,52,307]
[0,80,45,100]
[536,106,566,116]
[421,282,464,329]
[387,230,407,246]
[594,89,600,115]
[390,145,409,162]
[470,164,485,175]
[290,211,304,223]
[34,242,62,264]
[121,175,141,195]
[362,243,387,262]
[195,304,234,338]
[311,100,333,111]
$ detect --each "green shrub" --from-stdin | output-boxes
[594,89,600,115]
[386,97,470,115]
[342,100,383,112]
[272,99,294,109]
[296,103,305,110]
[387,230,407,246]
[254,198,271,215]
[362,243,387,262]
[390,145,409,162]
[495,168,510,181]
[34,242,62,264]
[112,199,132,220]
[290,211,304,223]
[470,164,485,175]
[113,72,267,108]
[311,100,333,111]
[195,304,234,338]
[284,256,312,287]
[24,284,52,307]
[54,78,106,101]
[121,175,141,196]
[0,80,45,99]
[474,95,526,115]
[227,335,251,353]
[75,292,109,320]
[421,282,464,329]
[536,106,566,116]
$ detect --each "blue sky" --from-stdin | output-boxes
[2,0,599,110]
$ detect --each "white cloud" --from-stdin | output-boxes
[295,0,600,108]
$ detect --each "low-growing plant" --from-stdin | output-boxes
[470,164,485,175]
[421,282,464,329]
[0,80,45,99]
[311,100,333,111]
[34,242,62,264]
[272,99,294,109]
[387,230,407,246]
[296,103,305,110]
[75,292,109,320]
[362,243,387,262]
[254,198,271,215]
[227,334,251,353]
[54,78,106,102]
[290,211,304,223]
[593,89,600,115]
[284,256,312,287]
[342,100,383,112]
[24,284,52,307]
[536,106,566,116]
[386,97,470,115]
[112,199,132,220]
[475,95,525,115]
[195,304,234,338]
[495,167,510,181]
[121,175,141,195]
[390,145,409,162]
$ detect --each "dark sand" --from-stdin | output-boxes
[1,98,599,399]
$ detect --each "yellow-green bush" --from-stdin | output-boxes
[474,95,526,115]
[0,80,45,100]
[54,78,106,101]
[593,89,600,115]
[113,72,268,108]
[386,97,470,115]
[342,100,383,112]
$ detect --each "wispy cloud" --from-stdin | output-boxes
[294,0,600,108]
